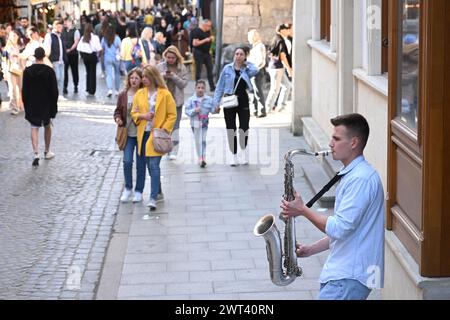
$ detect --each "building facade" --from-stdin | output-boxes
[292,0,450,299]
[222,0,292,45]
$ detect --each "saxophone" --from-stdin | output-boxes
[253,149,305,286]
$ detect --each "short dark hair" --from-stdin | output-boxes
[330,113,370,150]
[277,23,290,33]
[195,79,206,87]
[34,47,45,60]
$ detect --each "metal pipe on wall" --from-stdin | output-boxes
[214,0,224,81]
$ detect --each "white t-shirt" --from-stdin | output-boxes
[77,34,102,54]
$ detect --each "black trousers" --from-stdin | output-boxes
[194,50,215,90]
[81,52,97,95]
[224,101,250,154]
[64,53,79,90]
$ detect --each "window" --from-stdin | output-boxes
[397,0,420,130]
[321,0,331,41]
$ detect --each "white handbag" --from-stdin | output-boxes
[220,74,242,109]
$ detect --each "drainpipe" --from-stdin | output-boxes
[214,0,224,81]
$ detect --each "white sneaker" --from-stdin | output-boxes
[146,198,157,210]
[107,90,112,97]
[44,151,55,160]
[239,148,249,165]
[230,154,239,167]
[169,153,177,160]
[132,191,143,203]
[58,95,68,101]
[114,90,119,96]
[156,193,164,203]
[120,189,133,202]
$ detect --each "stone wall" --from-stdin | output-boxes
[223,0,293,45]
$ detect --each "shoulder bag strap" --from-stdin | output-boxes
[232,74,243,95]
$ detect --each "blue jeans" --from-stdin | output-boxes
[319,279,371,300]
[105,58,121,91]
[147,156,162,201]
[53,61,64,95]
[123,136,146,193]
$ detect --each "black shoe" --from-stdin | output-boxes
[200,160,206,168]
[63,88,68,95]
[32,157,39,167]
[74,86,78,93]
[257,113,267,118]
[253,111,258,117]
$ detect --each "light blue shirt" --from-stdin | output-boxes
[101,36,121,62]
[320,155,385,289]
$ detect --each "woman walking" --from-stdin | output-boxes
[214,47,258,166]
[131,65,176,210]
[101,25,122,97]
[120,26,142,72]
[156,45,189,160]
[77,23,102,96]
[139,27,157,67]
[4,30,24,115]
[114,68,145,202]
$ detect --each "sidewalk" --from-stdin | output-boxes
[97,82,334,299]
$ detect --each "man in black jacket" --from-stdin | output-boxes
[22,47,58,167]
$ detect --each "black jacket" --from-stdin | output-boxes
[22,63,58,126]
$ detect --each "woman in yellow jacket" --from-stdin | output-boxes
[131,65,177,210]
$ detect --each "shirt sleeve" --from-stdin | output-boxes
[74,30,81,42]
[325,176,372,241]
[43,33,51,56]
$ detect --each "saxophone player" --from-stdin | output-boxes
[280,113,385,300]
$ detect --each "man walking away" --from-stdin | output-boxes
[62,18,80,94]
[22,47,58,167]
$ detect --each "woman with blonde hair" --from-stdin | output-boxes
[114,68,145,203]
[156,45,189,160]
[139,27,157,67]
[247,29,267,118]
[131,65,177,210]
[5,30,24,115]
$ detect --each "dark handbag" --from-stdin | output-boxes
[115,126,127,151]
[152,128,173,154]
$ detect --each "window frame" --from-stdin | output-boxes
[320,0,331,42]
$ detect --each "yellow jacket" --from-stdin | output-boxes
[131,87,177,157]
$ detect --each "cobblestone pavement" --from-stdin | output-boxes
[0,65,122,299]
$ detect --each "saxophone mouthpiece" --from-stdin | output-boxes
[315,150,332,157]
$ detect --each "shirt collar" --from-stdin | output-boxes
[339,155,365,176]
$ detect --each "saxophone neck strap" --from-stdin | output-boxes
[305,172,346,208]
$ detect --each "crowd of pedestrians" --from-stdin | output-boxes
[0,2,294,210]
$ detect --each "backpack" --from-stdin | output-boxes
[131,42,142,63]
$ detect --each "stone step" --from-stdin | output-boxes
[301,163,337,208]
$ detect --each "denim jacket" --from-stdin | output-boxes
[185,94,217,128]
[213,62,259,107]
